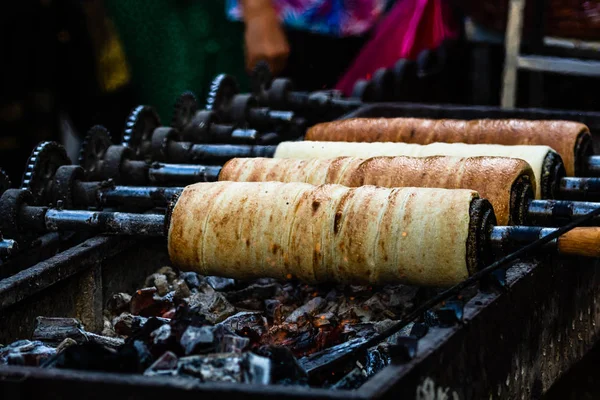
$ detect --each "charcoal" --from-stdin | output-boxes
[180,325,215,355]
[0,340,56,366]
[106,293,132,314]
[242,352,271,384]
[126,317,169,343]
[150,324,172,347]
[298,337,366,375]
[285,297,325,323]
[332,366,367,389]
[219,334,250,353]
[234,298,264,310]
[224,282,279,303]
[188,289,236,324]
[264,299,282,320]
[423,310,440,327]
[180,272,202,289]
[144,351,179,377]
[42,341,143,373]
[130,287,174,317]
[219,312,268,340]
[145,273,166,289]
[156,266,178,282]
[436,300,464,327]
[154,275,170,296]
[32,317,87,344]
[56,338,78,353]
[387,337,418,362]
[361,347,389,374]
[32,317,124,349]
[409,322,429,339]
[173,279,191,300]
[255,345,308,385]
[112,313,154,336]
[118,340,154,372]
[101,317,118,338]
[177,353,243,382]
[205,276,236,291]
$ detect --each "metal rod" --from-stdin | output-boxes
[41,208,165,237]
[167,142,278,164]
[585,156,600,176]
[99,186,183,209]
[527,199,600,226]
[558,177,600,201]
[147,163,221,185]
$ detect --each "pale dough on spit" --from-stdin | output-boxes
[306,118,589,176]
[167,181,479,287]
[273,141,555,199]
[219,155,535,226]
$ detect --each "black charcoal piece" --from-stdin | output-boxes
[409,322,429,339]
[180,325,215,355]
[32,317,87,345]
[33,317,124,348]
[242,352,271,384]
[205,276,236,291]
[188,290,236,324]
[332,367,367,390]
[219,312,268,339]
[256,345,308,385]
[285,297,325,323]
[144,351,179,376]
[437,300,464,327]
[0,340,56,366]
[106,293,132,314]
[388,336,418,362]
[180,272,202,289]
[219,334,250,353]
[177,353,243,382]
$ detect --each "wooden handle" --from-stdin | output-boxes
[557,227,600,258]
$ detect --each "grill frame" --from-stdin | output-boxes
[2,102,600,398]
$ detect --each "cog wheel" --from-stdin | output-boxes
[205,74,239,113]
[251,61,272,103]
[78,125,113,179]
[0,168,11,197]
[123,105,161,161]
[21,141,71,206]
[172,91,199,132]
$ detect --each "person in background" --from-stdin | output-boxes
[227,0,392,91]
[104,0,250,124]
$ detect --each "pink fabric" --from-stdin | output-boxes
[335,0,459,96]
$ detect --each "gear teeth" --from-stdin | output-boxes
[251,61,272,96]
[21,141,71,205]
[205,74,239,112]
[172,91,199,131]
[122,105,161,160]
[78,125,113,165]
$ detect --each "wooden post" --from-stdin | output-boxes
[501,0,527,109]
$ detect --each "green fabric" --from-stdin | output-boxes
[105,0,249,124]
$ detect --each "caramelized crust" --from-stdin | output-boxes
[220,156,534,225]
[168,182,478,287]
[306,118,589,176]
[273,141,554,200]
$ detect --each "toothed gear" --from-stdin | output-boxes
[205,74,239,112]
[122,105,161,160]
[172,91,199,132]
[78,125,113,179]
[251,61,272,101]
[21,141,71,206]
[0,169,11,197]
